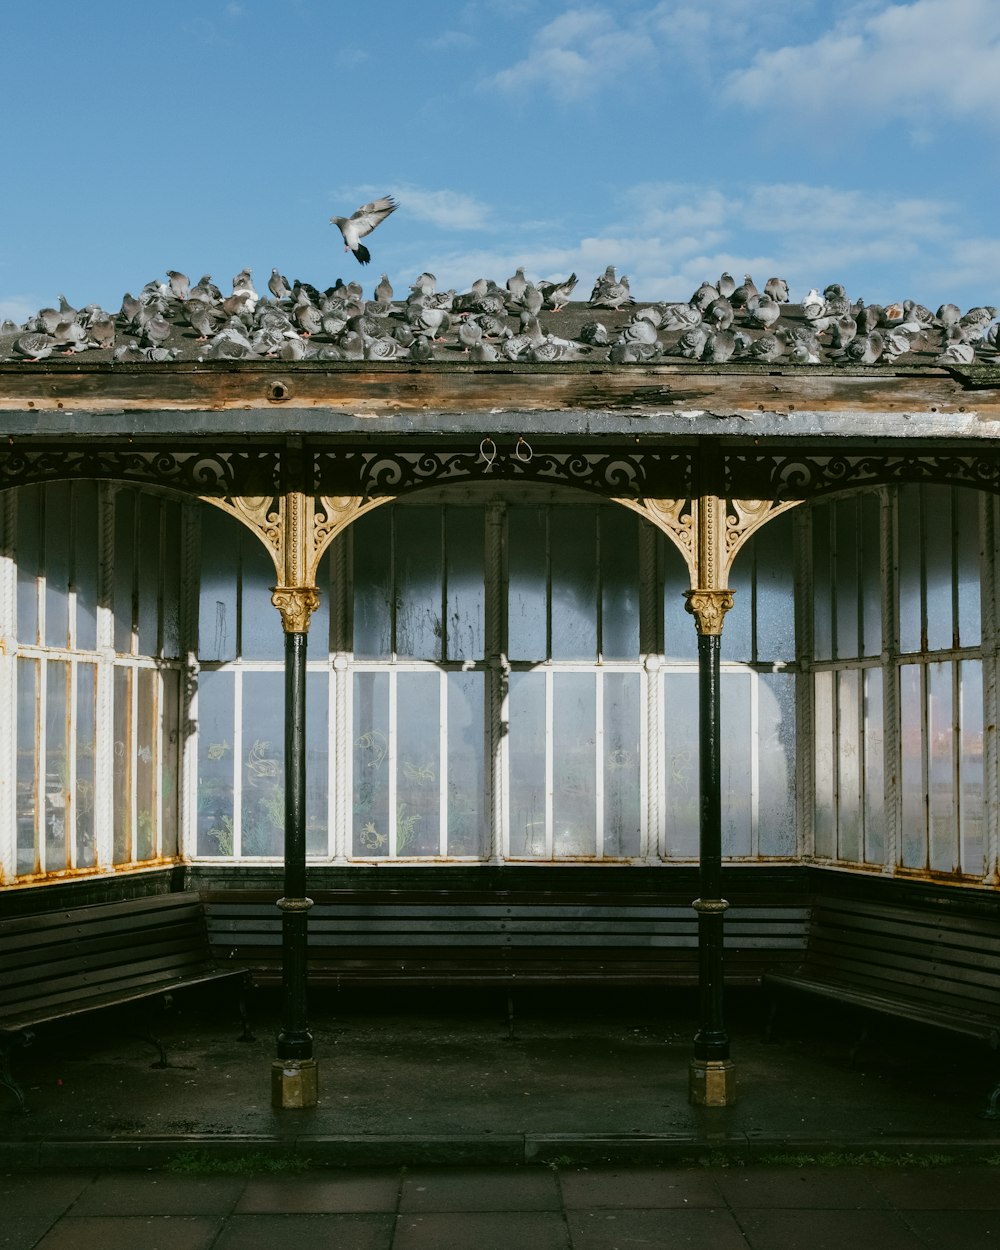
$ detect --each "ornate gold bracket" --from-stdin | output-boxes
[270,586,321,634]
[684,589,735,636]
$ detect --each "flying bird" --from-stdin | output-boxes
[330,195,398,266]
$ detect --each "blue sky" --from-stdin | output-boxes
[1,0,998,321]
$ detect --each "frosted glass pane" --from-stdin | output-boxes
[603,672,641,857]
[601,509,640,659]
[447,672,485,856]
[16,657,38,874]
[198,507,237,662]
[306,672,329,856]
[396,509,442,660]
[812,506,833,661]
[863,668,885,865]
[662,539,697,661]
[553,673,596,855]
[160,501,182,659]
[72,483,100,652]
[757,672,796,857]
[196,670,235,856]
[114,492,135,654]
[861,493,882,658]
[721,672,752,855]
[813,670,835,858]
[834,499,860,660]
[161,669,180,859]
[113,666,132,864]
[551,508,597,660]
[241,672,284,856]
[44,661,69,869]
[241,531,283,661]
[75,662,97,868]
[899,664,925,868]
[353,671,389,856]
[445,508,484,662]
[396,672,440,855]
[16,485,40,645]
[136,495,161,657]
[924,488,953,653]
[508,507,547,661]
[663,671,698,856]
[898,486,921,655]
[955,488,981,647]
[960,660,984,876]
[45,482,71,649]
[136,668,157,861]
[753,516,795,663]
[353,509,392,658]
[720,560,751,663]
[836,669,862,862]
[508,672,546,856]
[927,661,956,872]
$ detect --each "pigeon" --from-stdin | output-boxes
[538,273,577,310]
[374,273,394,304]
[764,277,790,303]
[330,195,398,266]
[506,267,528,305]
[268,269,292,301]
[166,271,190,302]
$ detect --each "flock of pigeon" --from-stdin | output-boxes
[0,266,997,368]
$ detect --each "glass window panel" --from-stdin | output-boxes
[135,668,158,861]
[834,499,860,660]
[757,671,796,857]
[112,666,132,864]
[551,509,598,661]
[836,669,862,862]
[927,660,957,873]
[553,673,596,855]
[861,493,882,658]
[721,671,752,856]
[508,671,546,856]
[662,539,696,661]
[959,660,984,877]
[240,532,283,661]
[600,508,640,660]
[396,509,443,660]
[353,671,390,856]
[720,559,751,663]
[899,664,925,868]
[352,509,392,659]
[161,668,180,859]
[241,672,284,856]
[445,508,484,662]
[306,671,329,857]
[137,496,161,656]
[113,492,136,654]
[663,671,698,856]
[955,488,981,648]
[16,657,39,875]
[44,482,71,650]
[508,507,548,661]
[924,488,954,653]
[813,670,835,858]
[198,506,237,663]
[45,661,70,868]
[754,516,795,663]
[447,671,486,856]
[812,506,833,661]
[863,668,885,865]
[16,485,40,645]
[396,672,441,855]
[897,486,922,655]
[603,672,641,857]
[75,662,97,869]
[72,482,100,652]
[197,670,235,856]
[161,501,182,659]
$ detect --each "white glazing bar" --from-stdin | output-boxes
[595,670,604,858]
[750,671,760,858]
[129,661,139,864]
[67,657,78,869]
[545,666,554,859]
[154,668,164,859]
[36,658,47,874]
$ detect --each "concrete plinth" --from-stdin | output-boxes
[271,1058,319,1109]
[688,1058,736,1107]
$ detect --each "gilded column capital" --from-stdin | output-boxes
[684,588,735,636]
[271,585,321,634]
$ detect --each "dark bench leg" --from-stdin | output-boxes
[0,1033,32,1114]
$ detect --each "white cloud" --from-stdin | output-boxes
[0,296,38,326]
[726,0,1000,128]
[390,186,492,232]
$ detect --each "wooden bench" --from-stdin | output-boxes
[204,888,809,990]
[763,895,1000,1114]
[0,893,251,1113]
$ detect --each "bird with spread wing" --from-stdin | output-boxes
[330,195,398,266]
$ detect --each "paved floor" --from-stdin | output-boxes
[5,1161,1000,1249]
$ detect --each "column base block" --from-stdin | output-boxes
[271,1058,319,1109]
[688,1058,736,1107]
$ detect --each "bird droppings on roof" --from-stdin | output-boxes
[0,267,997,367]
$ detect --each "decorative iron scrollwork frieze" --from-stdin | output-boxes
[0,446,282,497]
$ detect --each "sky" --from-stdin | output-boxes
[1,0,998,323]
